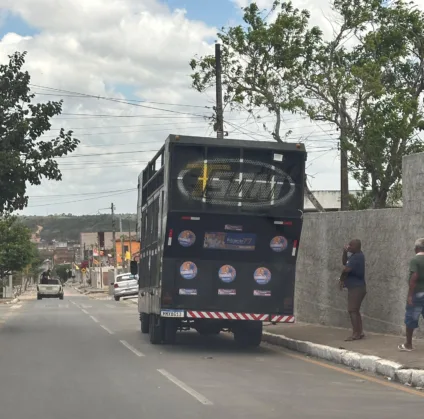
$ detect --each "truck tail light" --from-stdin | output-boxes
[168,229,173,246]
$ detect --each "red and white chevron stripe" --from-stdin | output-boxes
[186,311,269,321]
[270,315,295,323]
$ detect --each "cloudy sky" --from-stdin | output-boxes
[1,0,344,216]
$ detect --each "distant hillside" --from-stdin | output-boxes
[20,214,137,243]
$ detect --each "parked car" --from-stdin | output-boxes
[112,273,138,301]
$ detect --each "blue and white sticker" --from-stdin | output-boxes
[178,230,196,247]
[179,288,197,296]
[254,267,271,285]
[218,265,236,283]
[180,261,197,280]
[270,236,288,252]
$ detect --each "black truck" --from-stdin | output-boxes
[131,134,306,346]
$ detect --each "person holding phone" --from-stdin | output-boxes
[339,239,366,341]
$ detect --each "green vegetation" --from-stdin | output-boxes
[0,51,79,214]
[20,214,136,243]
[0,216,36,286]
[190,0,424,208]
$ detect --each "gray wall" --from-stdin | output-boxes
[295,152,424,337]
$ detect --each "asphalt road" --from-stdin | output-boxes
[0,288,423,419]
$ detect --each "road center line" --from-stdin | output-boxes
[81,309,89,314]
[90,315,99,323]
[11,305,22,310]
[100,325,114,334]
[157,369,213,405]
[119,340,145,357]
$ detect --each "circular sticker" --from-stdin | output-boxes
[178,230,196,247]
[218,265,236,283]
[180,261,197,280]
[270,236,288,252]
[254,267,271,285]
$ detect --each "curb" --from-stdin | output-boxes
[262,332,424,389]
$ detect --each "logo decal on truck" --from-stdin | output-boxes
[177,158,296,208]
[180,261,198,280]
[218,265,236,283]
[270,236,288,252]
[254,267,271,285]
[178,230,196,247]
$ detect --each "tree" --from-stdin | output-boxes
[54,264,72,282]
[298,0,424,208]
[0,216,34,286]
[190,2,325,210]
[190,0,424,209]
[0,51,79,214]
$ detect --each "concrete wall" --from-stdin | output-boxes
[296,152,424,337]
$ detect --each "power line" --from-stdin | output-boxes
[27,189,136,208]
[29,84,209,118]
[32,90,211,109]
[28,188,135,199]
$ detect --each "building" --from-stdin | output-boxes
[115,238,140,265]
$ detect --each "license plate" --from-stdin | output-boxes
[160,310,185,318]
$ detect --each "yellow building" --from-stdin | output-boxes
[115,238,140,264]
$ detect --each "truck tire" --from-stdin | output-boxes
[37,294,42,300]
[233,321,263,348]
[114,296,120,301]
[149,314,163,344]
[59,294,64,300]
[140,313,149,334]
[163,319,177,344]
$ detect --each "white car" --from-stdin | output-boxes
[113,273,138,301]
[37,278,64,300]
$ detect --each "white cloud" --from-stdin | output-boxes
[0,0,342,216]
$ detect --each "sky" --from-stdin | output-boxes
[0,0,354,215]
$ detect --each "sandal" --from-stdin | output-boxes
[345,336,361,341]
[398,344,414,352]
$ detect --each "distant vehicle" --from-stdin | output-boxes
[112,273,139,301]
[37,278,64,300]
[132,134,306,346]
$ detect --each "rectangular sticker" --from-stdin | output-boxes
[218,289,236,296]
[179,288,197,296]
[224,224,243,231]
[204,232,256,251]
[254,290,271,297]
[161,309,185,318]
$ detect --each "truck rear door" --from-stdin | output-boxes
[161,213,300,315]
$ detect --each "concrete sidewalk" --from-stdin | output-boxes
[263,322,424,388]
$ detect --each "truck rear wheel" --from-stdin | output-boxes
[163,319,177,344]
[149,314,163,344]
[140,313,149,334]
[233,321,263,348]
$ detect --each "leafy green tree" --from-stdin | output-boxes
[0,216,34,286]
[0,51,79,214]
[54,264,72,282]
[190,0,424,209]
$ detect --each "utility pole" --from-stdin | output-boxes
[340,98,349,211]
[111,203,117,268]
[119,216,124,271]
[215,43,224,139]
[128,220,132,261]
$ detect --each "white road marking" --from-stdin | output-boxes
[157,369,213,405]
[100,325,114,334]
[120,340,145,357]
[69,300,76,305]
[105,304,116,309]
[11,305,22,310]
[90,315,99,323]
[81,309,89,314]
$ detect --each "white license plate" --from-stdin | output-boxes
[160,310,185,318]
